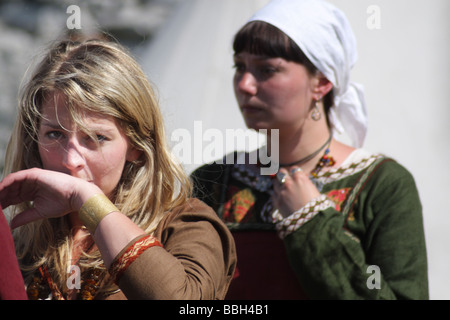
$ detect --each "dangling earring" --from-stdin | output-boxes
[311,98,322,121]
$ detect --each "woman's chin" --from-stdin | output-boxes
[244,120,274,132]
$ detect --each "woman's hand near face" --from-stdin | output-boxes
[272,167,321,218]
[0,168,103,229]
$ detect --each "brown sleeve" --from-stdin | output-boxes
[116,198,236,300]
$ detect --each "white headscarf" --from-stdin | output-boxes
[248,0,368,147]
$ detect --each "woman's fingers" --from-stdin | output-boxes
[9,207,44,229]
[272,166,320,217]
[0,170,37,209]
[0,168,101,225]
[272,167,290,193]
[289,166,303,176]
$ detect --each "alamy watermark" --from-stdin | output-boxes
[66,4,382,32]
[67,265,81,290]
[366,265,381,289]
[66,5,82,30]
[170,121,279,175]
[367,5,381,30]
[67,263,382,291]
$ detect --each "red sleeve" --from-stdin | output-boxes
[0,207,27,300]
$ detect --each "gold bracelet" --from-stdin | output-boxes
[78,194,119,234]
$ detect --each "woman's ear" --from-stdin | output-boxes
[126,146,142,162]
[312,74,333,100]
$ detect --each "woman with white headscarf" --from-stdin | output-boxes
[191,0,428,299]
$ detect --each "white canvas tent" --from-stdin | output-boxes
[139,0,269,174]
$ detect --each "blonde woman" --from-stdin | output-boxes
[0,36,236,300]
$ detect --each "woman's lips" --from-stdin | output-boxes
[241,105,264,114]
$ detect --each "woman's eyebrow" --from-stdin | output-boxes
[39,121,63,129]
[39,121,117,137]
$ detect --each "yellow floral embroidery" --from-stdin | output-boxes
[223,187,256,223]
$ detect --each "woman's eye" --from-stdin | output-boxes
[260,66,277,76]
[46,131,63,140]
[96,135,107,142]
[90,134,108,143]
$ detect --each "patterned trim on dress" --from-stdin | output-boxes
[231,160,273,193]
[109,235,163,284]
[275,195,335,239]
[231,150,383,193]
[229,150,384,235]
[312,151,384,187]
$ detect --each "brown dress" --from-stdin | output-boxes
[104,198,236,300]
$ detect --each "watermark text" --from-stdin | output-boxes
[67,265,81,290]
[171,121,279,175]
[66,5,82,30]
[366,265,381,289]
[367,5,381,30]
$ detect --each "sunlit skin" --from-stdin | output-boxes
[233,53,353,216]
[233,53,315,134]
[33,92,144,261]
[0,92,145,272]
[37,92,138,201]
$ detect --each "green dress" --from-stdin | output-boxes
[191,149,428,299]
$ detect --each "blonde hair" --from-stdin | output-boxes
[4,35,191,294]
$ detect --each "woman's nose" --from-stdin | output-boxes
[62,139,85,172]
[235,72,258,96]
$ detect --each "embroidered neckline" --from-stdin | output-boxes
[227,149,383,226]
[231,149,384,193]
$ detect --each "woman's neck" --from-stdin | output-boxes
[272,117,332,172]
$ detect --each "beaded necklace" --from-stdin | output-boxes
[310,147,336,177]
[26,264,106,300]
[268,133,336,178]
[26,240,107,300]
